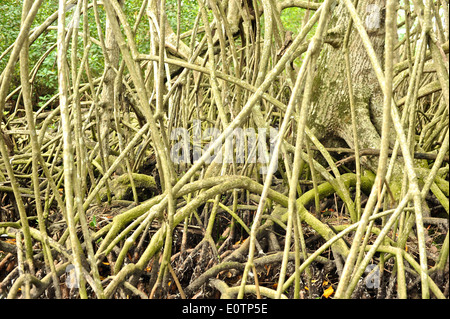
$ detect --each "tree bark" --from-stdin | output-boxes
[308,0,387,172]
[98,0,124,181]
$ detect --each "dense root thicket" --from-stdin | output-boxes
[0,0,448,299]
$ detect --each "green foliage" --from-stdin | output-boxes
[0,0,201,105]
[0,0,22,88]
[281,7,305,35]
[0,1,21,54]
[166,0,199,34]
[280,7,317,67]
[0,1,64,100]
[0,0,314,105]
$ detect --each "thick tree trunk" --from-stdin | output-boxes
[308,0,387,172]
[99,0,123,162]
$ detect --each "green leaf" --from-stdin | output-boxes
[90,215,97,228]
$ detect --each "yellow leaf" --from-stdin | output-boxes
[322,280,329,286]
[304,286,309,291]
[323,286,334,298]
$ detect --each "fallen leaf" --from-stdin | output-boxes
[265,265,271,276]
[323,285,334,298]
